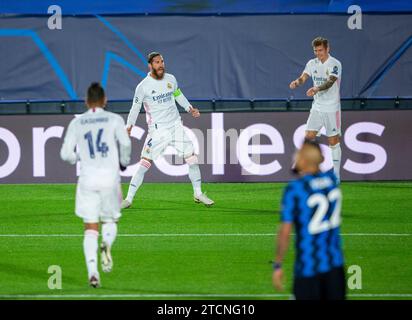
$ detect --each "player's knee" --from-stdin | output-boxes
[185,154,198,165]
[328,136,340,146]
[84,222,99,231]
[305,131,317,140]
[139,158,152,170]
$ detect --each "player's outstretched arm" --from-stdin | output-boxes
[272,222,292,291]
[289,72,309,89]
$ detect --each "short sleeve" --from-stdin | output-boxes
[127,82,145,127]
[303,61,312,77]
[280,184,296,223]
[134,83,145,105]
[329,61,341,79]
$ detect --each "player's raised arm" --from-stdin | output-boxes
[60,119,78,165]
[115,116,132,169]
[126,83,144,134]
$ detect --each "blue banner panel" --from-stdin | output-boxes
[0,14,411,101]
[1,0,412,15]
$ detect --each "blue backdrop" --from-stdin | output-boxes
[1,0,412,14]
[0,14,411,101]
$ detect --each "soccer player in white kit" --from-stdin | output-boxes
[121,52,214,208]
[60,83,131,288]
[289,37,342,182]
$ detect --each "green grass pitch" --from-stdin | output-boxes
[0,182,411,300]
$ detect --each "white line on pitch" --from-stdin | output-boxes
[0,293,411,299]
[0,233,410,238]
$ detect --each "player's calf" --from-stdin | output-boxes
[328,135,341,183]
[100,241,113,273]
[100,221,117,272]
[123,158,152,208]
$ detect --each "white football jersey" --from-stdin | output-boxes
[127,73,192,129]
[60,108,131,188]
[304,55,342,112]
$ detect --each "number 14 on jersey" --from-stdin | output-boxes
[84,128,109,158]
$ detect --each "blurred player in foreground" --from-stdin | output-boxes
[272,139,346,300]
[289,37,342,183]
[122,52,214,209]
[60,82,131,288]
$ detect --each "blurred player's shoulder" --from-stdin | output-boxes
[164,73,177,82]
[306,57,318,65]
[324,168,339,185]
[328,55,341,64]
[284,176,302,194]
[307,170,338,191]
[137,74,151,86]
[328,56,341,71]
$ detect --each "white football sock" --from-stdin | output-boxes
[188,164,202,197]
[102,222,117,248]
[330,143,342,181]
[126,159,151,203]
[83,229,99,278]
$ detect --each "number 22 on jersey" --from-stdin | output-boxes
[307,188,342,235]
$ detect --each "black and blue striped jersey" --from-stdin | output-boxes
[281,170,344,278]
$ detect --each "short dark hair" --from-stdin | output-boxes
[312,37,329,48]
[87,82,105,104]
[147,51,161,64]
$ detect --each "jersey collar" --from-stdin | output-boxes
[87,107,104,114]
[318,55,331,65]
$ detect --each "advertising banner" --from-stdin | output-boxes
[0,110,410,183]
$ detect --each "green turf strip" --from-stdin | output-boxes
[0,182,411,300]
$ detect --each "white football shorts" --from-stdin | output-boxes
[140,121,195,160]
[306,109,341,137]
[75,182,122,223]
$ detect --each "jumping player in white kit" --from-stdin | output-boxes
[289,37,342,182]
[60,82,131,288]
[121,52,214,208]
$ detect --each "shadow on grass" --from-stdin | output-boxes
[127,198,278,216]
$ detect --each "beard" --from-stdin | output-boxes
[152,67,165,79]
